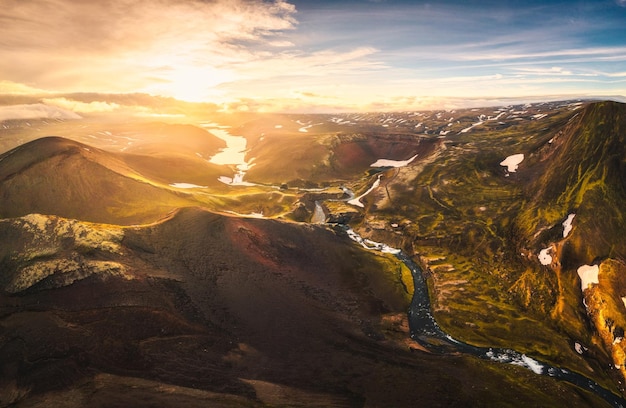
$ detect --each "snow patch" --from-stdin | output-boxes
[345,227,401,254]
[538,248,553,265]
[370,154,418,168]
[577,264,599,291]
[460,122,482,133]
[500,154,524,173]
[562,213,575,238]
[575,342,584,354]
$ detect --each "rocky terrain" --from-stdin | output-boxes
[1,95,625,406]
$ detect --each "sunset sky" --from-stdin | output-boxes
[1,0,626,112]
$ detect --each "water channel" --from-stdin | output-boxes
[336,223,626,407]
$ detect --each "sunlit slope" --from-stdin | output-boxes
[0,137,213,224]
[245,130,438,186]
[0,117,227,157]
[517,101,626,262]
[119,151,228,191]
[514,101,626,385]
[0,209,608,408]
[353,102,625,389]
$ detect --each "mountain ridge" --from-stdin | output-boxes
[0,136,215,225]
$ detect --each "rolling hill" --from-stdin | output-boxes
[0,137,214,225]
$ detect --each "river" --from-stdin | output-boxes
[335,224,626,407]
[199,124,256,185]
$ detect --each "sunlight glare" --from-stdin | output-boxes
[154,65,235,102]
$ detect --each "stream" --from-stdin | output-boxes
[335,223,626,407]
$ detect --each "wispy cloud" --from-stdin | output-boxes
[42,98,121,113]
[0,103,81,121]
[1,0,624,111]
[511,67,598,77]
[453,46,626,62]
[0,0,299,100]
[0,80,50,95]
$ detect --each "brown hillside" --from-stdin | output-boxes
[0,209,607,407]
[0,137,207,224]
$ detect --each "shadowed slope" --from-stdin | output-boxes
[0,209,609,407]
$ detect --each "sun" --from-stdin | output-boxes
[150,65,235,103]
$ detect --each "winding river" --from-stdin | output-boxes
[336,223,626,407]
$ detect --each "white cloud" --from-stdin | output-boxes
[0,104,81,121]
[511,67,599,77]
[454,46,626,62]
[0,0,299,99]
[42,98,121,113]
[0,81,50,95]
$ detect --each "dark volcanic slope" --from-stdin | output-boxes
[0,137,213,225]
[0,209,608,407]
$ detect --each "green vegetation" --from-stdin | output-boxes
[2,99,626,403]
[347,102,626,391]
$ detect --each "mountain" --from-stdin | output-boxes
[0,209,608,407]
[0,137,213,225]
[512,101,626,384]
[517,101,626,261]
[1,100,626,406]
[233,114,440,187]
[344,101,626,393]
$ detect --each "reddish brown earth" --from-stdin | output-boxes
[0,208,610,407]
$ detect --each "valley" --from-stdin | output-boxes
[1,97,626,407]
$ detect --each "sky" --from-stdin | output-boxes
[1,0,626,112]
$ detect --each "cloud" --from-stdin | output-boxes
[0,103,81,121]
[2,0,623,111]
[0,80,50,95]
[510,66,600,77]
[0,0,298,99]
[451,46,626,62]
[617,0,626,7]
[224,46,384,80]
[0,0,389,103]
[41,97,121,113]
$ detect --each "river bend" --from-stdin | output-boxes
[338,225,626,408]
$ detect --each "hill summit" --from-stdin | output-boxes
[0,136,207,224]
